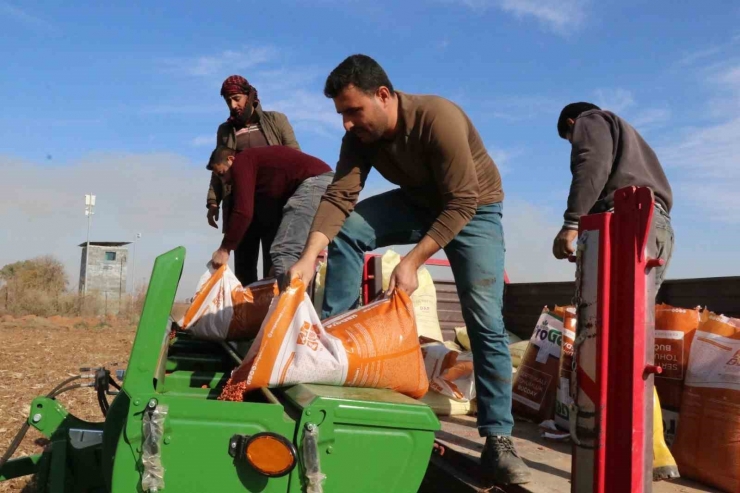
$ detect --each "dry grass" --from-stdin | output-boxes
[0,315,137,492]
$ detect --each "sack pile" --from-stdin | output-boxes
[179,265,277,341]
[219,277,429,401]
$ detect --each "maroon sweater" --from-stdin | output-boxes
[220,146,332,250]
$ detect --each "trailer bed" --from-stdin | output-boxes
[430,416,720,493]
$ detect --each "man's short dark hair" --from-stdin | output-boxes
[557,102,601,139]
[206,145,236,170]
[324,54,395,99]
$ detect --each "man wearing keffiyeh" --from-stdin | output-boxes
[206,74,301,286]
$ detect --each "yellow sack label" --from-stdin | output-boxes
[381,250,444,342]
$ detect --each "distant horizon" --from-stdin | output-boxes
[1,1,738,300]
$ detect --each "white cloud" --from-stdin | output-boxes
[191,135,213,147]
[270,89,344,136]
[0,1,54,30]
[452,0,589,34]
[487,95,563,121]
[675,35,740,67]
[161,48,278,77]
[139,104,222,116]
[659,117,740,182]
[502,199,575,282]
[713,65,740,85]
[0,153,222,301]
[497,0,587,33]
[630,108,672,130]
[593,88,635,113]
[487,146,522,176]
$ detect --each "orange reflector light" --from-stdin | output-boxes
[245,433,297,477]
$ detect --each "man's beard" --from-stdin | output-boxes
[231,104,255,127]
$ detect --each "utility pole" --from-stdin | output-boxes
[131,232,141,307]
[83,193,96,296]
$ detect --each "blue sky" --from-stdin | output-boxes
[1,0,739,299]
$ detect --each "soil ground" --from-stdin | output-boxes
[0,315,137,492]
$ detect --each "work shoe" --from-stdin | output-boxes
[480,435,532,485]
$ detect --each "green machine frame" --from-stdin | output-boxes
[1,247,440,492]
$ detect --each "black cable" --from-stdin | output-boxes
[0,423,30,469]
[0,375,84,469]
[109,378,121,391]
[49,383,86,399]
[46,375,81,397]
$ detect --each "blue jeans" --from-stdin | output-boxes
[270,172,334,286]
[321,189,514,437]
[653,205,674,294]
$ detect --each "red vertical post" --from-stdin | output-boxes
[571,186,658,493]
[604,187,656,493]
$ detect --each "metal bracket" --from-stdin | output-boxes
[228,434,249,459]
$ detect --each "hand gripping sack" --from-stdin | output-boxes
[179,264,277,341]
[672,312,740,493]
[219,278,429,400]
[381,250,444,342]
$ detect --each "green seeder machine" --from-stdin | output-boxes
[0,247,441,492]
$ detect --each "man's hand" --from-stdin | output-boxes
[207,205,220,229]
[285,256,317,291]
[211,248,230,268]
[552,227,578,260]
[386,258,419,296]
[283,231,331,291]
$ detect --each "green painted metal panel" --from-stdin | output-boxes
[121,246,185,398]
[280,384,439,493]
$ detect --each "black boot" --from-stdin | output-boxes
[480,435,532,485]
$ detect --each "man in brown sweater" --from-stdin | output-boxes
[207,75,301,285]
[285,54,531,486]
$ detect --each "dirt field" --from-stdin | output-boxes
[0,315,137,492]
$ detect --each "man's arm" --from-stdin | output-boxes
[285,135,370,289]
[388,101,478,295]
[308,134,371,241]
[219,162,258,252]
[276,112,301,151]
[553,114,614,259]
[206,173,222,228]
[562,114,614,230]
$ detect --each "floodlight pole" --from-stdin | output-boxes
[83,193,96,296]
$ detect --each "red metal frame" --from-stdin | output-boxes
[571,186,660,493]
[604,187,657,493]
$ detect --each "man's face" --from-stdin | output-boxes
[212,156,234,182]
[333,84,392,143]
[225,94,248,115]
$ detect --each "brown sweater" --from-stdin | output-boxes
[310,91,504,248]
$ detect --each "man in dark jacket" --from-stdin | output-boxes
[552,102,675,291]
[207,75,301,285]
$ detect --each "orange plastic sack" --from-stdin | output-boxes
[512,307,563,422]
[179,264,277,341]
[672,311,740,493]
[219,278,429,400]
[554,305,576,431]
[653,303,701,445]
[421,341,476,402]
